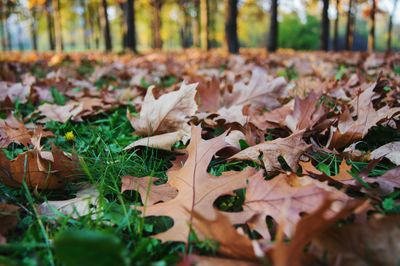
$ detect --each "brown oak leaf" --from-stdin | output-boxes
[225,173,349,240]
[0,145,81,189]
[230,131,311,172]
[121,176,177,205]
[191,210,260,261]
[285,92,326,132]
[137,126,259,242]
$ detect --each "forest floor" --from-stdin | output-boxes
[1,49,400,266]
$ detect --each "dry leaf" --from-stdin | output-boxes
[0,145,81,189]
[129,82,198,140]
[312,215,400,266]
[124,130,186,151]
[370,142,400,165]
[192,210,259,261]
[39,186,98,218]
[363,167,400,196]
[230,131,310,172]
[222,67,287,111]
[285,92,325,132]
[225,173,349,239]
[37,102,83,123]
[137,126,259,242]
[269,199,364,266]
[121,176,177,205]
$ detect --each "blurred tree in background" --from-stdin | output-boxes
[0,0,398,53]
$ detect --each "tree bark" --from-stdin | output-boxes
[80,0,90,50]
[387,0,399,52]
[333,0,340,51]
[46,0,55,51]
[0,4,8,51]
[119,3,127,49]
[345,0,354,50]
[321,0,330,51]
[126,0,137,52]
[151,0,162,49]
[225,0,239,54]
[268,0,278,52]
[52,0,63,52]
[31,8,38,50]
[17,20,23,51]
[100,0,112,51]
[193,0,200,48]
[368,0,376,52]
[200,0,209,50]
[179,0,191,49]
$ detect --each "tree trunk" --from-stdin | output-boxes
[387,0,399,52]
[321,0,330,51]
[5,14,11,50]
[52,0,63,52]
[151,0,162,49]
[126,0,137,52]
[95,3,101,50]
[31,8,38,50]
[345,0,354,50]
[193,0,200,48]
[17,20,23,51]
[368,0,376,52]
[179,1,191,49]
[0,5,8,51]
[46,0,55,50]
[200,0,209,50]
[268,0,278,52]
[80,0,90,50]
[209,0,217,48]
[100,0,112,51]
[119,3,127,49]
[225,0,239,54]
[333,0,340,51]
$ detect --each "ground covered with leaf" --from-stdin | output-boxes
[1,50,400,266]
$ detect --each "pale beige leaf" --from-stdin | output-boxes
[39,186,98,218]
[371,142,400,165]
[130,82,198,137]
[124,130,186,151]
[223,67,287,110]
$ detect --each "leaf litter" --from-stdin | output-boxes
[1,51,400,265]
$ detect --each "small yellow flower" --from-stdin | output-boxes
[64,131,75,141]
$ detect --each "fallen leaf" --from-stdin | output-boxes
[222,67,287,111]
[129,82,198,141]
[121,176,177,205]
[39,186,99,218]
[230,131,310,172]
[268,199,365,266]
[137,126,259,242]
[312,215,400,266]
[370,141,400,165]
[124,130,186,151]
[285,92,326,132]
[37,102,83,123]
[0,145,81,189]
[225,173,349,239]
[363,167,400,196]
